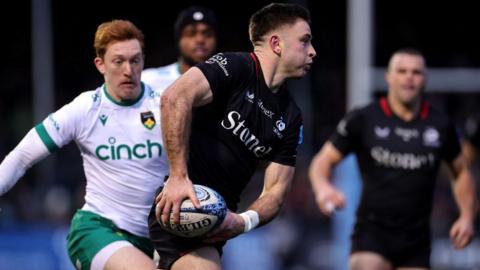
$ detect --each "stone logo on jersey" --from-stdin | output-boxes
[370,146,435,170]
[95,137,162,160]
[221,111,272,158]
[141,111,156,130]
[205,53,229,76]
[423,127,440,147]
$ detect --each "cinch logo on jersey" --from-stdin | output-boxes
[221,111,272,157]
[95,137,162,160]
[206,53,229,76]
[148,89,160,98]
[370,146,435,170]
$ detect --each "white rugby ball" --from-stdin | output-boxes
[160,184,227,238]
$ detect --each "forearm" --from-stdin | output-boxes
[309,154,334,194]
[308,142,342,194]
[161,92,192,177]
[245,163,294,227]
[452,170,477,220]
[0,129,49,195]
[247,187,290,226]
[160,68,212,178]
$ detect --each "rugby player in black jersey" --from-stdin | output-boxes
[148,3,316,270]
[462,113,480,166]
[309,48,477,270]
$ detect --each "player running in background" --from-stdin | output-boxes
[142,6,217,92]
[0,20,167,270]
[309,48,477,270]
[149,3,316,270]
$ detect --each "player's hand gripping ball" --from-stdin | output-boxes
[160,185,227,238]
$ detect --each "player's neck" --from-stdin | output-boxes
[253,49,284,93]
[387,94,421,122]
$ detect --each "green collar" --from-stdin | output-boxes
[102,83,145,106]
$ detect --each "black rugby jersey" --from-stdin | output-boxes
[190,52,303,210]
[330,97,460,229]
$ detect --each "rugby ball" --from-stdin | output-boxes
[160,184,227,238]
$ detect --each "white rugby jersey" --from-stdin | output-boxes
[142,62,181,92]
[36,83,168,237]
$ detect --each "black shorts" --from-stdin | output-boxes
[351,217,431,268]
[147,186,225,270]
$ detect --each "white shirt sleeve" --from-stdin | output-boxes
[0,128,50,195]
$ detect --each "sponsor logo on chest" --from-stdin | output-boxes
[370,146,435,170]
[374,126,390,139]
[394,127,419,142]
[377,125,440,147]
[95,136,162,160]
[221,111,273,158]
[244,91,275,119]
[206,53,229,76]
[423,127,440,147]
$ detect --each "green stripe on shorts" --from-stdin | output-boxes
[66,210,154,270]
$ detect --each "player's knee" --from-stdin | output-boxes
[349,252,392,270]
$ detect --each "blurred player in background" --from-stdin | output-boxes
[0,20,167,270]
[309,48,477,270]
[462,113,480,165]
[149,3,316,270]
[142,6,217,91]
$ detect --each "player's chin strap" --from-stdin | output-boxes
[239,210,260,232]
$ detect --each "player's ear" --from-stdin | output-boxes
[94,57,106,74]
[269,35,281,56]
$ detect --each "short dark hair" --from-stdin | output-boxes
[249,3,310,45]
[392,47,424,58]
[388,47,426,70]
[174,6,217,41]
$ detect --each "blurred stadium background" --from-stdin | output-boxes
[1,0,480,269]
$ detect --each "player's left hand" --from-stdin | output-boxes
[203,210,244,243]
[449,216,475,249]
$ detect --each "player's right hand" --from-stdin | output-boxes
[314,184,345,217]
[155,175,200,225]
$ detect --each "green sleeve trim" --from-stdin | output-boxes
[35,123,59,153]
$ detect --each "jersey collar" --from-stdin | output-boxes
[379,97,429,120]
[249,52,260,79]
[103,82,145,106]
